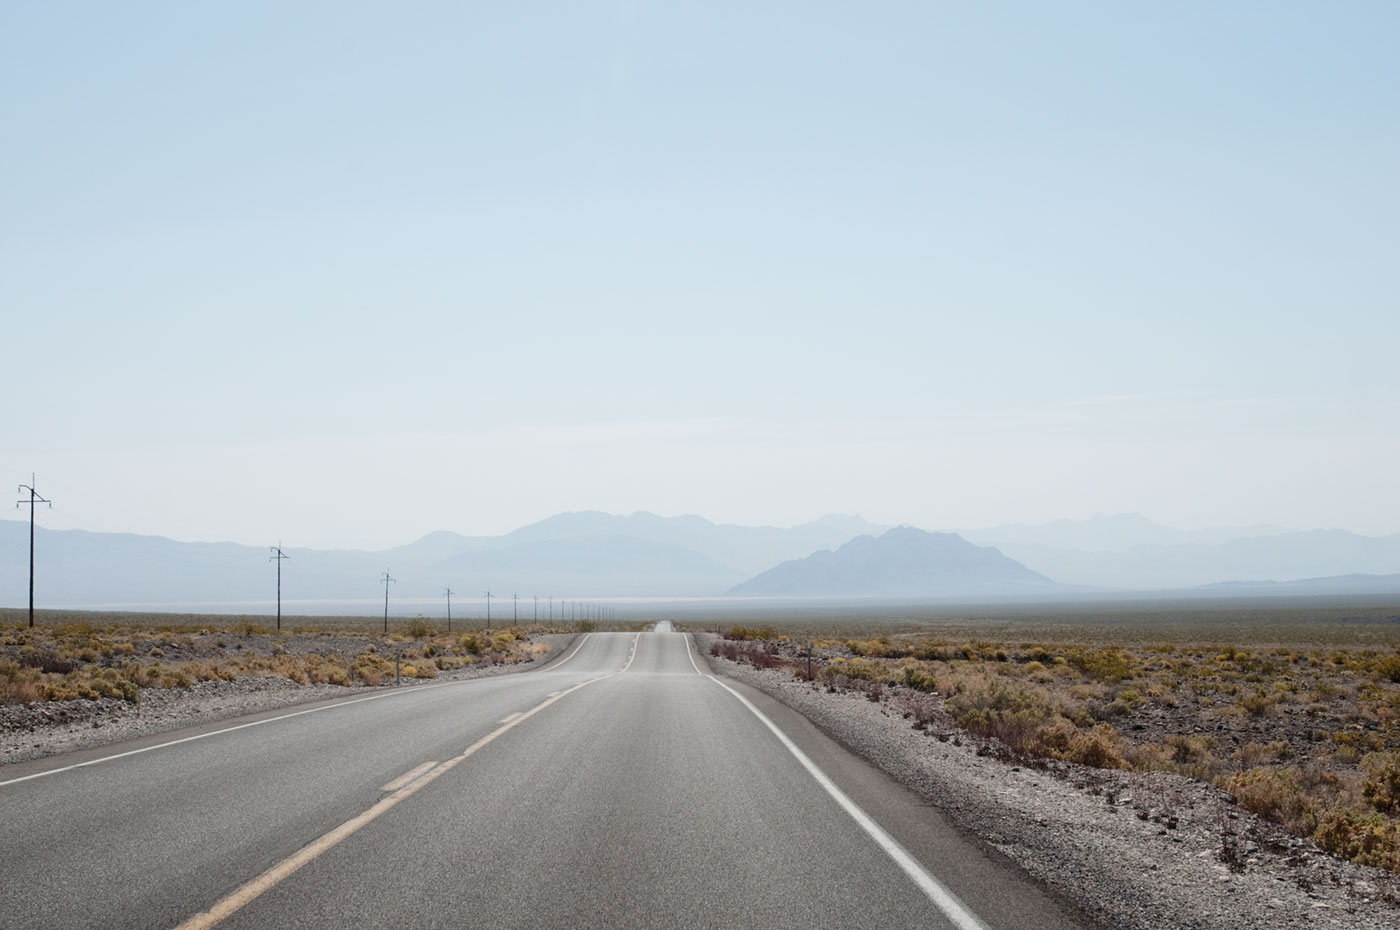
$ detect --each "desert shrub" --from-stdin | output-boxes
[893,691,943,730]
[828,658,890,683]
[948,679,1060,754]
[1228,767,1316,836]
[0,659,43,704]
[458,634,482,655]
[1238,689,1281,717]
[412,663,437,679]
[712,640,785,671]
[404,619,432,639]
[725,626,777,642]
[1362,751,1400,814]
[1064,647,1135,684]
[1234,741,1294,767]
[1060,724,1129,769]
[847,638,910,659]
[899,666,938,692]
[1311,809,1400,871]
[1376,654,1400,683]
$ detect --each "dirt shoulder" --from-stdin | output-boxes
[1,632,576,766]
[698,633,1400,930]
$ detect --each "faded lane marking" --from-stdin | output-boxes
[379,761,437,793]
[620,633,640,673]
[707,676,990,930]
[499,712,523,723]
[173,673,613,930]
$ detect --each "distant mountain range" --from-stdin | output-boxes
[726,527,1061,598]
[958,512,1289,552]
[0,511,889,608]
[2,510,1398,611]
[962,517,1400,590]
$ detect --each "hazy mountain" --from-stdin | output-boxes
[7,512,1398,610]
[726,527,1059,598]
[997,529,1400,590]
[496,510,888,576]
[1196,573,1400,597]
[434,536,744,597]
[959,513,1288,553]
[0,511,882,609]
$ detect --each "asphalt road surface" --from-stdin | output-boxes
[0,632,1094,929]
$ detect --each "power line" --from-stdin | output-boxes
[15,475,51,629]
[484,589,493,625]
[444,586,454,633]
[269,543,289,632]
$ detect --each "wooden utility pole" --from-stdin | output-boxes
[15,475,51,629]
[269,544,289,631]
[381,571,395,634]
[444,587,453,632]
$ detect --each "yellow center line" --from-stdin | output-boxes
[173,672,613,930]
[378,760,437,793]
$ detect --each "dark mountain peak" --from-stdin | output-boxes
[727,526,1057,598]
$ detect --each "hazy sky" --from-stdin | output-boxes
[4,2,1397,549]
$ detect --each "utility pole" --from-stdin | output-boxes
[381,571,395,634]
[484,590,493,625]
[548,595,553,622]
[269,543,289,632]
[15,475,51,629]
[444,586,453,633]
[533,595,538,622]
[513,593,518,622]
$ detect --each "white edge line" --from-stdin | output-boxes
[2,631,597,789]
[379,760,438,793]
[0,678,481,788]
[498,712,523,724]
[706,674,990,930]
[683,633,704,675]
[539,631,591,672]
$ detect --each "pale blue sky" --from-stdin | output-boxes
[3,2,1397,547]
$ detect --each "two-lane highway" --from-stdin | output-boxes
[0,632,1093,929]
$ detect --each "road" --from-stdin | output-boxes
[0,631,1093,929]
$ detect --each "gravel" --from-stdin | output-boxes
[0,633,577,766]
[699,634,1400,930]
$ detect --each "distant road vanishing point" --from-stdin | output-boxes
[0,631,1091,930]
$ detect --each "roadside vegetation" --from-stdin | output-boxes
[707,613,1400,874]
[0,614,569,704]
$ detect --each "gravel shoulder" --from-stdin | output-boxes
[698,633,1400,930]
[0,632,577,766]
